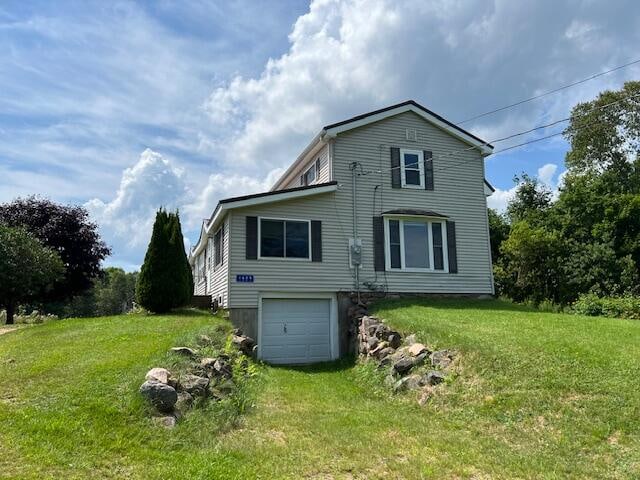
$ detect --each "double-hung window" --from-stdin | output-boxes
[259,218,310,260]
[400,149,424,188]
[385,217,447,271]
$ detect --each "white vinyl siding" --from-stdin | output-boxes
[331,110,493,295]
[224,110,493,308]
[229,194,351,307]
[207,215,230,307]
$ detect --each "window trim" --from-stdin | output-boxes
[399,148,425,189]
[213,225,223,268]
[384,216,448,272]
[301,158,321,186]
[257,216,312,261]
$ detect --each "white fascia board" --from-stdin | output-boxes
[324,104,493,156]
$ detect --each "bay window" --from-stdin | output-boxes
[385,217,447,271]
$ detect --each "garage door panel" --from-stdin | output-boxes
[261,297,332,364]
[263,323,284,336]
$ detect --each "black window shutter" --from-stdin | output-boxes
[390,147,401,188]
[311,220,322,262]
[246,216,258,260]
[424,151,434,190]
[446,220,458,273]
[373,216,385,271]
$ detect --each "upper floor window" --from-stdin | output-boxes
[301,159,320,186]
[400,149,424,189]
[259,218,310,260]
[385,217,447,272]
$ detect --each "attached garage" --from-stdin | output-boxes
[258,294,338,364]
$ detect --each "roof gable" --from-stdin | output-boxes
[323,100,493,155]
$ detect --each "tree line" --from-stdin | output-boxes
[1,197,193,324]
[490,81,640,308]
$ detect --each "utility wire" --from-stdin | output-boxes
[359,91,640,177]
[456,58,640,124]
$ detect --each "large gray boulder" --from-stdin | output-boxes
[139,381,178,413]
[181,374,210,397]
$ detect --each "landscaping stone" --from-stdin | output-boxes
[139,380,178,413]
[431,349,454,369]
[393,374,423,392]
[374,323,390,340]
[175,392,194,411]
[393,356,415,375]
[170,347,197,357]
[200,357,217,369]
[232,335,256,355]
[145,367,171,384]
[152,415,177,429]
[408,343,428,357]
[387,332,402,349]
[425,370,446,386]
[369,341,388,357]
[366,336,378,351]
[213,358,233,378]
[377,347,396,361]
[181,374,210,397]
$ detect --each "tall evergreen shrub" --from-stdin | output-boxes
[136,209,193,313]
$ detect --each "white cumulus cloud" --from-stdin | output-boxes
[85,149,190,268]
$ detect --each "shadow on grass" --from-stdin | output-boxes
[266,355,357,374]
[370,297,539,314]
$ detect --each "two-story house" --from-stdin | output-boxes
[189,100,495,364]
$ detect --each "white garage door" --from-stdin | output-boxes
[260,298,332,364]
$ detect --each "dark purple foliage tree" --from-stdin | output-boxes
[0,196,111,301]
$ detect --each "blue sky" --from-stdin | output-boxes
[1,0,639,270]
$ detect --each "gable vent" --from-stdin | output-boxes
[405,128,417,141]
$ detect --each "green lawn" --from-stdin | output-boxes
[1,300,639,479]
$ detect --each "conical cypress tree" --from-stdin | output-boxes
[136,209,174,313]
[136,209,194,313]
[167,211,193,308]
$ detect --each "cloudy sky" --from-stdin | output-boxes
[1,0,639,270]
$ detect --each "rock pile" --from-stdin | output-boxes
[352,301,457,404]
[139,329,256,428]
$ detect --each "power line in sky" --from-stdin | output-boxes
[456,57,640,125]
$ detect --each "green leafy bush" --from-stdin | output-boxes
[573,293,640,319]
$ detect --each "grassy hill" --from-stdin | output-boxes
[1,300,639,479]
